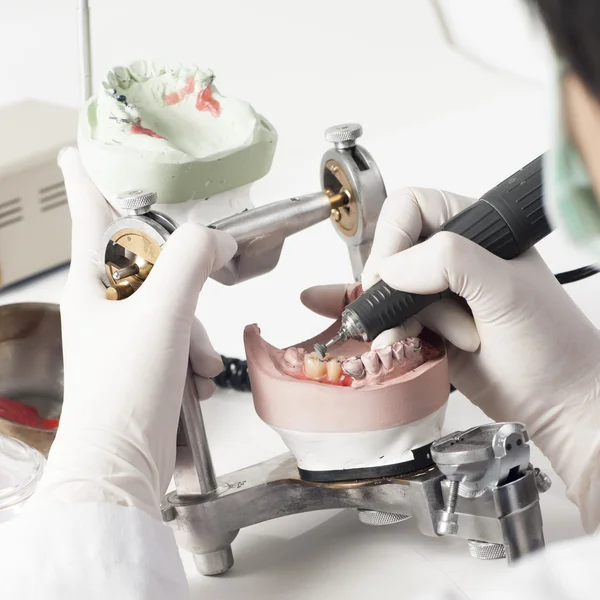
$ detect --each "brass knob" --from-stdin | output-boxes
[106,281,135,301]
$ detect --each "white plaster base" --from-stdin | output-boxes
[271,403,447,472]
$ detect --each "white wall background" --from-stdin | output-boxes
[1,0,597,353]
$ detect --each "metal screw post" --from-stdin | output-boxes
[437,479,459,535]
[114,189,157,216]
[113,264,140,280]
[324,123,363,149]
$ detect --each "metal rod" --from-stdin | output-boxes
[348,243,372,282]
[113,264,139,280]
[178,364,218,495]
[78,0,92,102]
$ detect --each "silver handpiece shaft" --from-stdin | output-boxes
[210,191,333,251]
[209,191,340,285]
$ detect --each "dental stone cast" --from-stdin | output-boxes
[78,60,277,205]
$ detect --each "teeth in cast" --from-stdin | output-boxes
[283,347,306,368]
[299,352,344,383]
[297,338,423,382]
[326,359,343,383]
[304,353,328,380]
[103,61,215,98]
[341,357,365,379]
[376,346,393,371]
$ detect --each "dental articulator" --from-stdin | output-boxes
[95,113,553,575]
[68,2,560,576]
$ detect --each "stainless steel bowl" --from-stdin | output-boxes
[0,303,63,456]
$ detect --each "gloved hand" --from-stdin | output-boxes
[302,187,600,533]
[28,148,237,520]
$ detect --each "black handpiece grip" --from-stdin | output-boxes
[348,285,452,341]
[345,155,548,342]
[439,154,548,257]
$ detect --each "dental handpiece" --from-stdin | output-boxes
[315,154,548,356]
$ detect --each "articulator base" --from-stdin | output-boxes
[162,422,551,576]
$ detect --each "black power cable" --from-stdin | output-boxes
[215,264,600,393]
[554,265,599,284]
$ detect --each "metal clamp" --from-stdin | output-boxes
[430,423,551,562]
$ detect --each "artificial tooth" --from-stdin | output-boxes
[326,359,343,382]
[128,60,150,83]
[342,357,365,379]
[166,60,182,77]
[376,346,393,371]
[180,67,197,83]
[105,71,118,91]
[113,66,131,89]
[392,341,405,362]
[361,351,381,376]
[403,337,421,360]
[304,352,327,380]
[283,347,304,368]
[150,59,167,76]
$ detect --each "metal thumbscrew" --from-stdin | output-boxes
[437,479,459,535]
[357,510,411,526]
[161,505,177,523]
[324,123,363,149]
[114,189,157,216]
[534,468,552,493]
[468,540,506,560]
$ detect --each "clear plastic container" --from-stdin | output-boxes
[0,433,45,523]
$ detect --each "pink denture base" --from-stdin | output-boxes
[244,319,450,434]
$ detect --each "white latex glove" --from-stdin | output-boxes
[28,148,237,520]
[302,187,600,533]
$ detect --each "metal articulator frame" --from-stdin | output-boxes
[162,450,547,575]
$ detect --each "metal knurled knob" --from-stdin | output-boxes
[468,540,506,560]
[325,123,363,146]
[357,509,411,526]
[534,468,552,493]
[115,189,157,213]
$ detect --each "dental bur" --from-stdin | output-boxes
[316,155,548,356]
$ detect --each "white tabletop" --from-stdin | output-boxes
[0,23,593,598]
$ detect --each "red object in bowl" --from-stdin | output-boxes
[0,397,59,430]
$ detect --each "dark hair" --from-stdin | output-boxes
[527,0,600,99]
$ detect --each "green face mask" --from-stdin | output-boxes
[544,62,600,260]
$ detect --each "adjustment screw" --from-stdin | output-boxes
[437,479,459,535]
[468,540,506,560]
[357,509,411,526]
[114,189,157,215]
[161,504,177,523]
[534,468,552,493]
[325,123,363,149]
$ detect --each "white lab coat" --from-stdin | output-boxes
[0,503,598,599]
